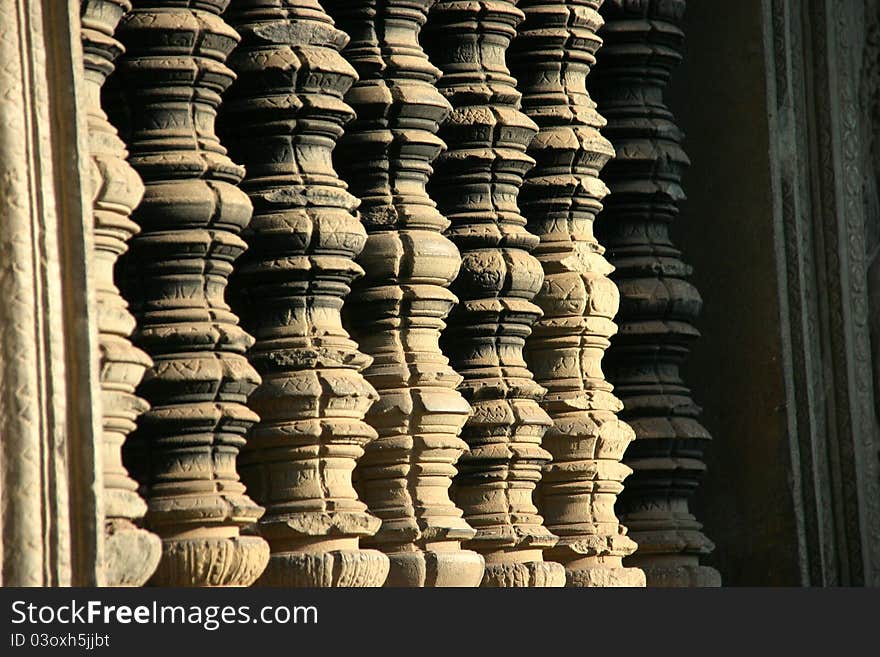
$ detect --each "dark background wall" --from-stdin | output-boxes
[665,0,880,586]
[667,0,803,585]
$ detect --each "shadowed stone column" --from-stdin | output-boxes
[219,0,390,587]
[80,0,161,587]
[325,0,484,587]
[423,0,565,587]
[108,0,270,586]
[591,0,720,587]
[513,0,644,587]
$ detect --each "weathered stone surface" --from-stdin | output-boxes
[423,0,565,587]
[80,0,161,587]
[512,0,644,587]
[591,0,720,587]
[0,0,105,587]
[219,0,389,587]
[108,0,269,586]
[325,0,484,587]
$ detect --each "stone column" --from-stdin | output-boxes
[512,0,644,587]
[590,0,720,587]
[218,0,389,587]
[423,0,565,587]
[108,0,270,586]
[324,0,484,588]
[0,0,105,586]
[80,0,161,587]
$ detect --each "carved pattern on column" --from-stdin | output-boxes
[80,0,161,587]
[324,0,484,587]
[591,0,720,586]
[108,0,270,586]
[512,0,644,587]
[218,0,390,587]
[423,0,565,587]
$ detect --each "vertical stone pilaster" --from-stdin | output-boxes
[325,0,484,587]
[80,0,161,587]
[108,0,270,587]
[423,0,565,587]
[1,0,105,586]
[512,0,644,587]
[591,0,720,587]
[219,0,390,587]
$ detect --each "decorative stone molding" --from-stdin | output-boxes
[0,0,105,586]
[759,0,880,585]
[80,0,161,587]
[108,0,269,586]
[219,0,390,587]
[590,0,720,586]
[512,0,644,587]
[325,0,484,587]
[423,0,565,587]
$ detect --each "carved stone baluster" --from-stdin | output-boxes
[107,0,270,586]
[80,0,161,586]
[590,0,720,587]
[422,0,565,587]
[511,0,644,588]
[218,0,390,587]
[324,0,484,587]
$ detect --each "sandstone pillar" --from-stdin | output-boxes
[423,0,565,587]
[108,0,270,586]
[590,0,720,587]
[218,0,390,587]
[80,0,161,587]
[512,0,644,587]
[324,0,484,587]
[0,0,105,586]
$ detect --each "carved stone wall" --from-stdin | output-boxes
[868,1,880,435]
[676,0,880,585]
[108,0,270,587]
[219,0,389,587]
[80,0,161,587]
[423,0,565,587]
[591,0,720,586]
[512,0,644,587]
[0,0,105,586]
[326,0,484,587]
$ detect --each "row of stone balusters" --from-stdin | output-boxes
[590,0,721,587]
[89,0,715,587]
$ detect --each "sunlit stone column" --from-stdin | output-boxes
[219,0,390,587]
[423,0,565,587]
[108,0,269,586]
[513,0,644,587]
[326,0,484,587]
[80,0,161,587]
